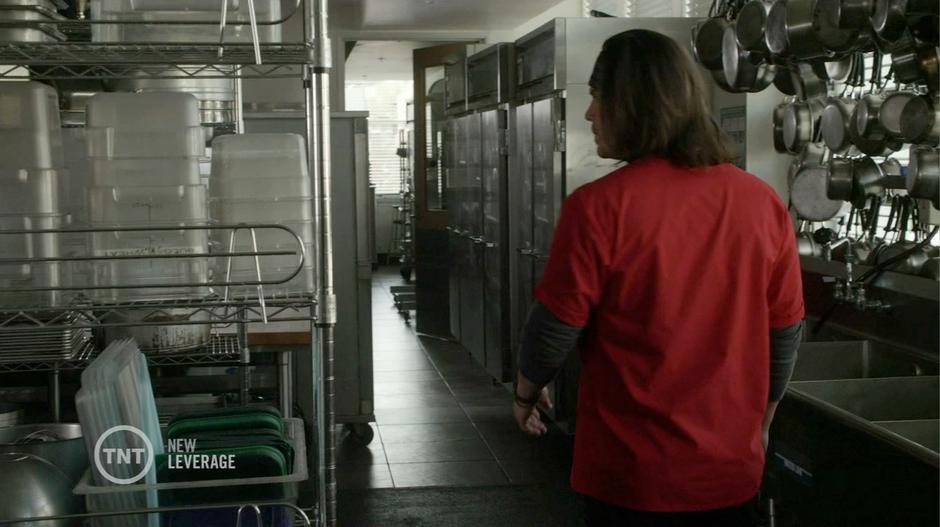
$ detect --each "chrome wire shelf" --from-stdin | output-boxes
[0,294,317,332]
[0,334,244,373]
[0,41,314,64]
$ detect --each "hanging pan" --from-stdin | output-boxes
[722,25,776,92]
[899,94,940,145]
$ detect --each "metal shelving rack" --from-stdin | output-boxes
[0,0,337,525]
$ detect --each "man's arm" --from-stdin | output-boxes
[514,302,583,435]
[763,320,803,449]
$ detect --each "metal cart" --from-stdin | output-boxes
[0,0,338,524]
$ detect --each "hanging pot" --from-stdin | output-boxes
[827,157,857,201]
[823,0,876,28]
[907,146,940,208]
[710,68,746,93]
[855,93,892,142]
[766,0,831,59]
[878,91,919,136]
[853,155,888,196]
[877,241,932,274]
[790,142,828,185]
[773,102,792,153]
[722,25,776,92]
[791,61,831,99]
[899,95,940,145]
[736,0,774,53]
[872,0,908,41]
[824,54,856,82]
[891,44,939,93]
[821,97,860,152]
[693,18,732,70]
[783,98,827,152]
[813,0,865,52]
[773,64,800,95]
[905,0,939,44]
[791,166,846,220]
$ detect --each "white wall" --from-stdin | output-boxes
[486,0,582,43]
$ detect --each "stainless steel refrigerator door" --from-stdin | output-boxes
[512,102,535,351]
[445,117,462,340]
[481,108,510,381]
[531,95,563,285]
[461,112,486,367]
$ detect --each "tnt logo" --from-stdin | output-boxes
[93,425,155,485]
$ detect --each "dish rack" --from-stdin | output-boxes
[0,0,337,524]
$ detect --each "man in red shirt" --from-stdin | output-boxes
[512,30,804,526]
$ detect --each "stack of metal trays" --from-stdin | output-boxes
[0,314,92,364]
[0,0,68,42]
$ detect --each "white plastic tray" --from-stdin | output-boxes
[210,197,313,223]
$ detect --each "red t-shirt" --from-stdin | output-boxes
[534,157,804,512]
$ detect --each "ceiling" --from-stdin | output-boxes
[329,0,566,32]
[345,40,439,81]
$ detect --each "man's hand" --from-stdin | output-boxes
[513,387,552,436]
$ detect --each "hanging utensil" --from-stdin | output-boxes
[855,93,893,142]
[827,157,857,201]
[722,25,776,92]
[773,64,800,95]
[824,54,857,82]
[905,0,939,44]
[791,61,831,99]
[814,0,866,52]
[773,102,793,153]
[891,44,940,93]
[792,165,848,220]
[825,0,876,28]
[822,97,860,152]
[766,0,831,59]
[878,91,919,137]
[898,94,940,145]
[693,18,733,70]
[783,98,827,152]
[907,146,940,208]
[736,0,774,53]
[872,0,909,41]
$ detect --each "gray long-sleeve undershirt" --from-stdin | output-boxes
[517,302,802,402]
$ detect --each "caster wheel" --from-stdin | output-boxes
[343,423,375,446]
[400,266,413,282]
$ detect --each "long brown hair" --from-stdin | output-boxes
[589,29,734,167]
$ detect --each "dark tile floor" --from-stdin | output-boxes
[335,267,574,491]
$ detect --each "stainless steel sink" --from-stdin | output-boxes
[792,341,936,381]
[788,376,940,464]
[873,420,940,453]
[788,376,939,422]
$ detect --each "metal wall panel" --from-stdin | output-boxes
[445,117,462,340]
[531,95,560,286]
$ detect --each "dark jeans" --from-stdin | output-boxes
[584,495,760,527]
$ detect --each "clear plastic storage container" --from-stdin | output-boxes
[91,0,282,43]
[0,213,64,306]
[0,81,61,130]
[90,158,202,187]
[62,128,90,224]
[85,126,206,159]
[210,133,307,182]
[85,92,201,131]
[88,185,208,225]
[210,197,314,223]
[218,264,314,296]
[91,258,209,301]
[0,129,64,170]
[211,219,313,248]
[209,175,312,200]
[0,168,63,214]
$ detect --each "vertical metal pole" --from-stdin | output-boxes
[237,312,250,406]
[234,77,245,134]
[49,366,61,423]
[304,0,335,525]
[279,350,293,419]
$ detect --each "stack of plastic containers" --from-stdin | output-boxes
[75,338,162,527]
[85,92,209,302]
[0,0,68,42]
[91,0,283,43]
[209,133,314,297]
[0,81,66,306]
